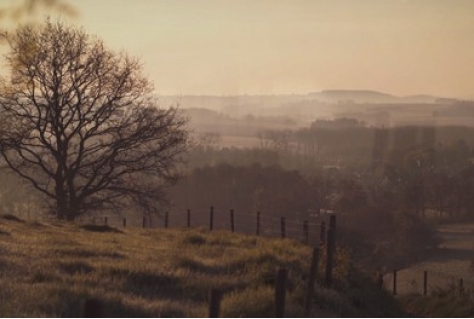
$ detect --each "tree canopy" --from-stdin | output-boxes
[0,20,188,220]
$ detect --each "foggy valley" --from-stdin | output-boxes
[1,0,474,317]
[166,91,474,148]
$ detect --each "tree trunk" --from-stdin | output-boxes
[67,176,78,221]
[55,183,67,220]
[66,206,77,221]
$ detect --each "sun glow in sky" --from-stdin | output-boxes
[4,0,474,98]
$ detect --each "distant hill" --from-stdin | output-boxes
[402,94,440,104]
[309,90,439,104]
[159,90,441,112]
[159,91,466,128]
[315,90,396,103]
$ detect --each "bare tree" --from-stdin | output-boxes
[257,129,292,153]
[198,132,221,151]
[0,20,188,221]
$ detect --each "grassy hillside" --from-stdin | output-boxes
[0,214,405,317]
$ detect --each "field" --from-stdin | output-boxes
[389,223,474,317]
[0,214,406,317]
[386,223,474,295]
[218,134,262,149]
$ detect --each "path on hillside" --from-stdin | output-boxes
[384,223,474,295]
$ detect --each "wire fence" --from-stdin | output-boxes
[13,205,474,299]
[384,266,474,298]
[96,206,329,246]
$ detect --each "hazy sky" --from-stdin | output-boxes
[4,0,474,98]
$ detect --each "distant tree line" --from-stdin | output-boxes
[188,123,474,174]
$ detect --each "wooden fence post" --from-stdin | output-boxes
[303,220,309,245]
[104,217,107,225]
[209,289,222,318]
[230,209,235,233]
[210,206,214,231]
[324,227,335,286]
[423,270,428,296]
[378,272,384,289]
[83,298,103,318]
[329,215,336,237]
[305,247,320,315]
[275,268,287,318]
[280,217,286,239]
[165,211,169,229]
[320,221,326,246]
[187,209,191,228]
[123,218,126,227]
[393,269,397,295]
[459,278,464,296]
[256,211,261,236]
[142,216,146,228]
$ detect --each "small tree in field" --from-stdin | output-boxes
[0,20,188,221]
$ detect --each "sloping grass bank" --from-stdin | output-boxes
[0,215,405,317]
[401,291,474,317]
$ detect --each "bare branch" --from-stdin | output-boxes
[0,20,188,220]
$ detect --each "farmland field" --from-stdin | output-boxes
[385,223,474,295]
[219,134,262,149]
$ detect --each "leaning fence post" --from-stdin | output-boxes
[305,247,320,315]
[303,220,309,245]
[208,289,222,318]
[230,209,235,233]
[210,206,214,231]
[324,227,335,286]
[165,211,169,228]
[123,218,126,227]
[280,217,286,239]
[187,209,191,228]
[423,270,428,296]
[256,211,261,236]
[393,269,397,295]
[275,268,287,318]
